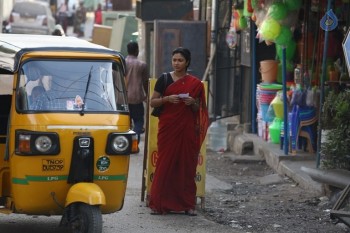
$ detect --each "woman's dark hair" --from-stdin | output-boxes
[172,47,191,69]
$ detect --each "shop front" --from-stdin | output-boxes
[237,0,350,169]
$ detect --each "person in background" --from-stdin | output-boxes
[52,24,66,36]
[30,85,46,105]
[57,0,69,33]
[94,3,102,24]
[25,66,64,111]
[125,41,149,148]
[74,1,87,37]
[148,47,209,216]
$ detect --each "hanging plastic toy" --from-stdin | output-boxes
[259,18,281,41]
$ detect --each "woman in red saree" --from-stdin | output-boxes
[149,47,209,215]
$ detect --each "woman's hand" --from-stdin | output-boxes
[188,97,200,111]
[182,96,196,106]
[166,95,181,104]
[161,95,197,107]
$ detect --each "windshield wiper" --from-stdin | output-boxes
[80,66,93,116]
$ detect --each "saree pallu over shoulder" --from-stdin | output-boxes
[160,75,209,150]
[197,82,209,147]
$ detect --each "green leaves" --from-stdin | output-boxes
[321,90,350,170]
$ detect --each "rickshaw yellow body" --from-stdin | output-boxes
[66,183,106,206]
[0,34,137,218]
[8,113,131,215]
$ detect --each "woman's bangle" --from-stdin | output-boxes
[163,96,168,103]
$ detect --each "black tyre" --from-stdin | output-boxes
[70,203,102,233]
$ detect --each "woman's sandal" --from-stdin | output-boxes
[185,209,197,216]
[150,210,161,215]
[150,210,166,215]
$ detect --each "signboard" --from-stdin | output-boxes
[143,79,208,207]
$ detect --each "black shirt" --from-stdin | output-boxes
[154,73,173,95]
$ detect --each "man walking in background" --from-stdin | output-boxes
[74,1,86,37]
[57,0,69,33]
[125,42,150,150]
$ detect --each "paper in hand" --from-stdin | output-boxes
[178,93,189,98]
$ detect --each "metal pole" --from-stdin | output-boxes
[199,0,207,21]
[208,0,218,119]
[316,0,332,168]
[282,47,289,155]
[251,22,257,133]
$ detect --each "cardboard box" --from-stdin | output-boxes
[91,24,112,47]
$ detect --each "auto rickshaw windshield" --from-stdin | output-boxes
[17,60,128,112]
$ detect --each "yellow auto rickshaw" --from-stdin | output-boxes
[0,34,138,233]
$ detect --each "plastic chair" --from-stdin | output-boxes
[289,106,299,154]
[299,124,317,153]
[289,105,317,154]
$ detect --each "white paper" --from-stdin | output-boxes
[178,93,189,98]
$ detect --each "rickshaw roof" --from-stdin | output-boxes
[0,34,125,73]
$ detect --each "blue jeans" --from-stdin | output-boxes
[129,103,144,143]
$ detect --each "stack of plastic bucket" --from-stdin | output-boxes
[257,60,281,141]
[257,83,282,122]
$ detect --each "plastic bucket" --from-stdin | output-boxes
[260,60,279,83]
[260,103,273,122]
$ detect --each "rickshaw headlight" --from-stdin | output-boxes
[106,132,137,155]
[111,135,129,152]
[15,130,60,155]
[35,136,52,153]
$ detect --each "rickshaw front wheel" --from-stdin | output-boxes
[70,203,102,233]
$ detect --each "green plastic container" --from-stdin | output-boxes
[269,117,283,144]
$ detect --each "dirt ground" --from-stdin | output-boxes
[198,151,350,233]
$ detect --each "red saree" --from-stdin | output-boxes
[149,75,209,214]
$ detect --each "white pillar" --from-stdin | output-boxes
[0,0,4,34]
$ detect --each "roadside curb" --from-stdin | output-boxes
[227,132,325,196]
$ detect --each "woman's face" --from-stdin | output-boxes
[172,53,188,73]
